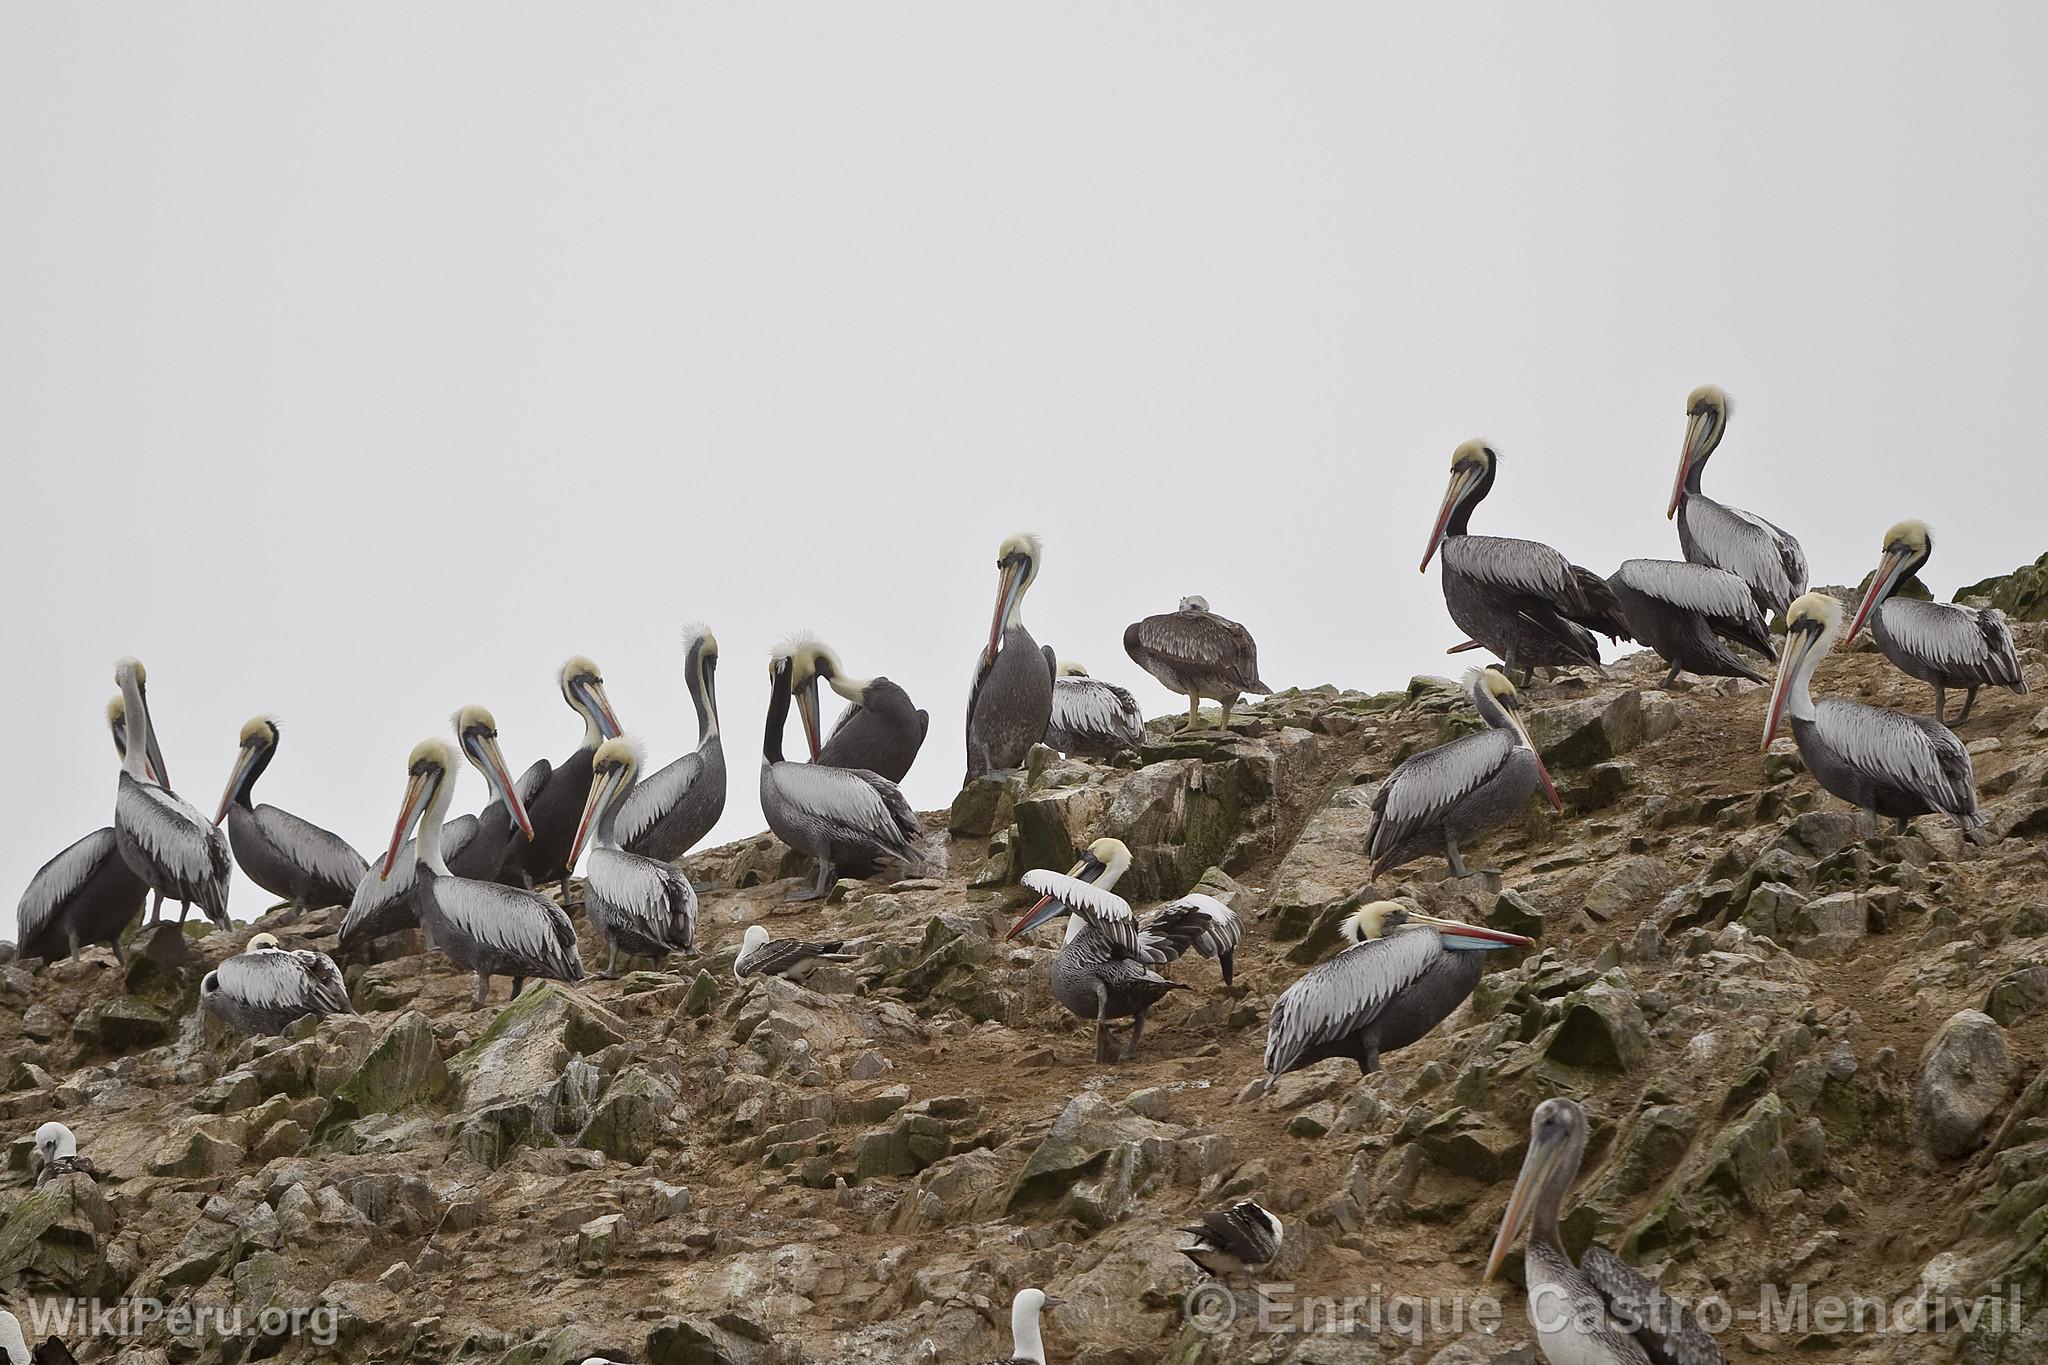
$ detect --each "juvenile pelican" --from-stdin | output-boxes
[568,736,699,975]
[616,626,727,862]
[1124,597,1272,730]
[1180,1201,1283,1279]
[1608,559,1776,686]
[1847,520,2027,723]
[977,1288,1063,1365]
[112,658,231,926]
[734,924,859,981]
[491,656,622,888]
[790,637,928,783]
[33,1123,95,1186]
[1487,1098,1725,1365]
[1264,901,1533,1076]
[1367,669,1563,878]
[213,718,368,911]
[18,699,152,965]
[1669,384,1808,618]
[1045,661,1145,756]
[965,533,1056,782]
[200,932,354,1035]
[1764,593,1984,837]
[1422,441,1632,684]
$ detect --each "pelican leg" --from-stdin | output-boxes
[601,943,620,980]
[1121,1008,1147,1061]
[1186,694,1202,729]
[110,938,126,968]
[1357,1038,1381,1075]
[1444,836,1469,878]
[1860,808,1881,839]
[510,975,528,999]
[1093,983,1115,1063]
[1932,684,1947,724]
[1957,686,1981,723]
[789,860,835,903]
[178,899,193,923]
[148,892,163,926]
[1220,698,1235,730]
[1895,817,1912,835]
[472,972,491,1008]
[1661,665,1682,690]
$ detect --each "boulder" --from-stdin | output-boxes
[315,1010,452,1143]
[1916,1010,2014,1159]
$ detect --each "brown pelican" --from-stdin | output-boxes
[1180,1201,1283,1279]
[1045,660,1145,755]
[1764,593,1984,837]
[487,656,622,889]
[762,651,924,901]
[965,533,1056,782]
[977,1288,1062,1365]
[615,626,726,862]
[567,736,699,976]
[1487,1097,1726,1365]
[200,932,354,1035]
[0,1310,74,1365]
[1367,668,1563,878]
[734,923,858,981]
[1004,838,1241,1063]
[1124,597,1272,729]
[112,658,231,926]
[212,718,369,911]
[1608,559,1775,687]
[1847,520,2027,723]
[789,637,928,783]
[18,699,153,965]
[1264,900,1533,1076]
[1669,384,1807,618]
[380,737,585,1005]
[33,1123,95,1186]
[1422,441,1632,684]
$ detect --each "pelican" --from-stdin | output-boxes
[1124,596,1272,729]
[1180,1201,1283,1279]
[212,718,368,911]
[0,1310,74,1365]
[734,923,859,982]
[1003,838,1241,1063]
[1848,520,2027,724]
[1608,559,1776,687]
[112,658,230,926]
[490,656,622,889]
[788,637,928,783]
[965,533,1056,783]
[1264,900,1533,1076]
[18,699,152,965]
[1669,383,1807,618]
[1764,593,1984,837]
[1422,441,1632,684]
[762,650,925,901]
[1367,668,1563,879]
[33,1123,95,1186]
[615,626,727,862]
[1045,661,1145,756]
[1487,1097,1726,1365]
[976,1288,1062,1365]
[200,932,354,1035]
[567,736,699,976]
[380,737,585,1005]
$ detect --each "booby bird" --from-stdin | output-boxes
[1045,661,1145,756]
[380,737,585,1005]
[1763,593,1985,837]
[1669,384,1807,619]
[1421,441,1632,684]
[1366,669,1564,879]
[17,699,153,965]
[200,932,354,1036]
[1847,520,2027,723]
[33,1122,95,1186]
[1264,900,1533,1076]
[1124,597,1272,730]
[111,658,231,926]
[212,718,369,911]
[1004,838,1242,1063]
[615,626,727,862]
[734,924,859,982]
[965,533,1056,782]
[1487,1097,1725,1365]
[489,656,622,889]
[762,651,925,901]
[1608,559,1776,687]
[0,1310,74,1365]
[567,737,699,976]
[1180,1201,1283,1279]
[976,1288,1063,1365]
[788,637,928,784]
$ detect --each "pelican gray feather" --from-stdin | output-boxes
[201,932,354,1035]
[568,736,698,976]
[1046,661,1145,755]
[1123,596,1271,729]
[1136,893,1243,985]
[790,637,928,784]
[213,718,369,911]
[965,533,1055,782]
[112,659,231,927]
[19,700,150,965]
[1669,384,1807,618]
[616,627,726,862]
[1609,558,1775,686]
[1848,520,2028,723]
[490,656,622,889]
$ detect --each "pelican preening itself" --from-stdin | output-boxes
[1608,559,1775,687]
[734,923,859,982]
[1264,900,1533,1076]
[1488,1098,1726,1365]
[1367,669,1563,879]
[1123,596,1271,730]
[789,636,928,783]
[1180,1201,1283,1279]
[568,737,699,976]
[200,932,354,1036]
[17,699,152,965]
[615,627,727,862]
[213,717,369,911]
[977,1288,1062,1365]
[112,658,231,927]
[490,656,622,889]
[1422,441,1632,684]
[33,1122,94,1186]
[1763,593,1984,838]
[1045,661,1145,756]
[1848,520,2027,724]
[965,533,1056,783]
[1670,384,1808,619]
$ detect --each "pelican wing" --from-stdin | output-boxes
[430,877,584,979]
[1186,1203,1281,1265]
[1812,699,1979,822]
[1684,497,1806,608]
[767,762,921,857]
[1445,536,1630,638]
[1613,558,1774,655]
[1138,894,1243,970]
[1368,730,1517,858]
[613,750,706,849]
[738,937,853,978]
[1127,612,1265,690]
[251,805,369,891]
[1882,600,2026,686]
[442,813,480,865]
[117,779,230,887]
[1049,677,1146,749]
[343,849,414,941]
[1019,868,1142,955]
[588,847,697,949]
[1582,1244,1727,1365]
[217,949,354,1016]
[1264,929,1443,1075]
[18,828,120,950]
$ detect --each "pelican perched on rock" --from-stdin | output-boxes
[1367,669,1563,878]
[1124,597,1272,729]
[568,737,698,975]
[966,533,1056,782]
[1608,559,1776,686]
[1848,520,2027,724]
[1764,593,1984,837]
[1422,441,1631,684]
[1180,1201,1283,1279]
[381,738,584,1005]
[789,637,928,783]
[1488,1097,1725,1365]
[212,718,368,911]
[616,626,726,862]
[18,699,152,965]
[200,932,354,1035]
[734,924,859,981]
[1045,661,1145,755]
[33,1123,95,1186]
[1265,901,1532,1076]
[112,658,230,926]
[1004,838,1241,1062]
[977,1288,1062,1365]
[1669,383,1807,619]
[763,651,924,900]
[488,656,622,888]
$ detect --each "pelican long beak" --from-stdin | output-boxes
[1847,548,1912,641]
[138,692,171,792]
[1761,628,1815,751]
[1485,1128,1566,1281]
[1421,465,1479,572]
[568,767,620,872]
[987,559,1024,665]
[1405,911,1534,950]
[796,673,825,761]
[1006,855,1090,940]
[212,745,260,825]
[1668,411,1710,519]
[475,733,537,841]
[585,680,622,741]
[1505,710,1564,812]
[382,770,434,878]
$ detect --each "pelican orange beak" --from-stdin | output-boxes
[382,768,435,878]
[1847,546,1912,641]
[1485,1125,1568,1281]
[1762,624,1818,751]
[1005,855,1091,940]
[568,764,623,872]
[212,741,262,825]
[1421,464,1481,572]
[1668,409,1711,519]
[1404,911,1534,950]
[473,732,536,841]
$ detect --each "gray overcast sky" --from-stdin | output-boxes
[5,6,2045,932]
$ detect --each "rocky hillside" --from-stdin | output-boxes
[3,614,2047,1365]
